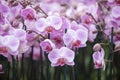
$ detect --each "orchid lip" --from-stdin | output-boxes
[0,46,8,53]
[73,40,81,47]
[45,26,55,32]
[57,58,66,66]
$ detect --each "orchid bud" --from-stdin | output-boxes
[92,48,105,70]
[93,43,101,51]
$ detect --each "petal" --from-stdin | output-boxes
[111,6,120,18]
[1,35,10,46]
[0,4,9,13]
[40,39,55,52]
[35,18,47,32]
[14,29,26,41]
[21,6,36,20]
[9,51,19,56]
[51,63,59,67]
[63,32,73,47]
[102,60,106,70]
[63,29,75,47]
[2,36,20,52]
[88,24,97,42]
[47,15,62,30]
[44,39,55,49]
[71,21,79,30]
[79,44,87,47]
[59,47,75,62]
[92,51,101,63]
[66,61,75,66]
[76,28,88,44]
[62,17,71,29]
[7,36,20,52]
[19,41,29,53]
[48,49,59,63]
[100,48,105,58]
[0,36,3,46]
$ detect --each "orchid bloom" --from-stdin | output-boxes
[63,27,88,48]
[50,31,64,48]
[92,48,105,70]
[48,47,75,67]
[35,15,62,33]
[40,39,55,53]
[21,6,36,21]
[9,29,29,54]
[0,35,20,56]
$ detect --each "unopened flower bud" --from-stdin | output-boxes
[93,43,101,51]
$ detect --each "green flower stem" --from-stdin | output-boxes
[109,27,114,80]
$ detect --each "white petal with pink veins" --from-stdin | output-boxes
[48,49,59,63]
[35,18,47,32]
[63,29,76,46]
[93,51,101,63]
[47,15,62,30]
[66,61,75,66]
[7,36,20,52]
[14,29,26,41]
[76,29,88,44]
[1,36,10,46]
[111,6,120,18]
[1,35,19,52]
[60,47,75,62]
[92,48,105,69]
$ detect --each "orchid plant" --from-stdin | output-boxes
[0,0,119,80]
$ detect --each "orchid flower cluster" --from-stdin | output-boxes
[0,0,120,73]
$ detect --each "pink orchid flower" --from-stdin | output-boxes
[40,39,55,53]
[21,6,36,21]
[63,28,88,48]
[50,31,64,48]
[92,48,105,70]
[35,15,62,33]
[0,35,20,56]
[48,47,75,67]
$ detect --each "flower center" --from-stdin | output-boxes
[116,0,120,4]
[53,37,62,43]
[84,18,92,24]
[0,47,8,54]
[45,26,55,33]
[45,45,53,52]
[26,13,34,20]
[95,61,102,68]
[57,58,66,66]
[73,40,81,47]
